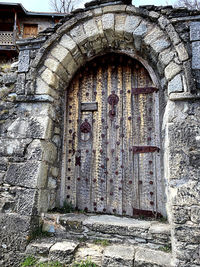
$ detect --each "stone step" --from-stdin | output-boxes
[25,238,173,267]
[41,213,171,249]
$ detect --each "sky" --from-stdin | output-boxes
[1,0,176,12]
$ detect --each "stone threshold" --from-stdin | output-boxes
[25,238,172,267]
[41,213,171,249]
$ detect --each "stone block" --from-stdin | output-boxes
[192,41,200,69]
[27,140,57,164]
[102,4,126,13]
[168,74,183,94]
[158,16,170,29]
[158,48,175,67]
[191,206,200,224]
[83,19,99,41]
[150,37,171,54]
[133,20,148,50]
[18,50,30,73]
[49,241,78,263]
[38,189,50,213]
[70,24,87,45]
[102,13,114,31]
[16,188,38,216]
[4,161,48,188]
[41,68,59,90]
[134,248,172,267]
[133,20,148,37]
[3,73,17,85]
[83,215,151,238]
[166,24,180,45]
[175,181,200,206]
[172,206,190,224]
[26,242,53,256]
[36,78,58,99]
[0,171,5,184]
[18,102,56,121]
[74,243,103,266]
[44,58,68,82]
[0,213,31,251]
[60,34,77,51]
[7,116,53,139]
[165,62,181,81]
[175,43,189,62]
[0,139,31,157]
[174,223,200,244]
[102,245,135,267]
[149,11,160,19]
[25,80,34,95]
[144,28,164,46]
[51,44,77,75]
[124,15,141,35]
[190,22,200,41]
[115,14,126,38]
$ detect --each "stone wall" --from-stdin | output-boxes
[0,1,200,266]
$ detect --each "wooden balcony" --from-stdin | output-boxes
[0,31,16,50]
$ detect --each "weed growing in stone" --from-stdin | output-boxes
[158,245,171,253]
[37,261,63,267]
[21,256,64,267]
[21,256,37,266]
[72,258,97,267]
[93,239,110,246]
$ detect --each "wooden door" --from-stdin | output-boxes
[23,24,38,38]
[64,53,162,217]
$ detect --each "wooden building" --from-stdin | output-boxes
[0,2,65,59]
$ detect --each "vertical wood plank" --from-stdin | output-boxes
[122,62,134,216]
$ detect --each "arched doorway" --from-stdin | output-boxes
[64,53,163,217]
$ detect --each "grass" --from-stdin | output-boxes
[72,258,97,267]
[37,262,63,267]
[21,256,97,267]
[158,245,171,253]
[21,256,63,267]
[21,256,37,266]
[92,239,110,246]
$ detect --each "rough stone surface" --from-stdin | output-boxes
[74,244,103,266]
[49,241,78,263]
[165,62,182,81]
[168,74,183,94]
[42,213,171,247]
[102,245,135,267]
[18,50,30,73]
[192,41,200,69]
[134,248,172,266]
[190,22,200,41]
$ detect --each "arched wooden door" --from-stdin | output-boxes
[64,53,162,217]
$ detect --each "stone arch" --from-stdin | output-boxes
[31,4,191,214]
[33,5,191,98]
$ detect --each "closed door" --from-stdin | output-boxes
[64,53,162,217]
[23,24,38,38]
